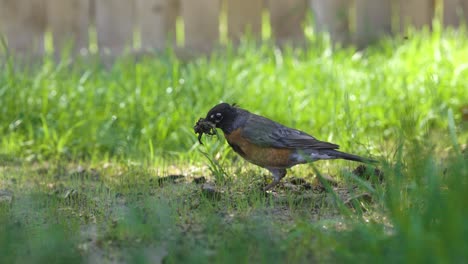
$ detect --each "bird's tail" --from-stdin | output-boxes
[323,150,377,164]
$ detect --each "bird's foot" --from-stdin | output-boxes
[263,180,280,192]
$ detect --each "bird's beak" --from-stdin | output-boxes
[204,120,216,127]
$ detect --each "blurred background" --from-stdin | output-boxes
[1,0,467,57]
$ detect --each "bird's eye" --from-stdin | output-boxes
[209,113,223,123]
[213,113,223,123]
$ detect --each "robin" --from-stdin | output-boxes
[195,103,376,190]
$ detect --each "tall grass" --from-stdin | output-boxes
[1,27,467,164]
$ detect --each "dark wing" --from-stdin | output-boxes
[241,114,339,150]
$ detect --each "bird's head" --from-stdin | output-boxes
[205,103,237,131]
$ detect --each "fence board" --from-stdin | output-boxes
[399,0,434,30]
[136,0,178,50]
[0,0,46,55]
[95,0,134,54]
[2,0,467,55]
[269,0,307,44]
[355,0,391,47]
[444,0,468,27]
[47,0,89,55]
[227,0,263,42]
[310,0,350,44]
[181,0,219,52]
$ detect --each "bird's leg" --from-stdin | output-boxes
[264,168,287,191]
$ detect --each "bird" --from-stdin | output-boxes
[197,103,376,191]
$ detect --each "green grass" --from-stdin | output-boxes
[1,25,468,263]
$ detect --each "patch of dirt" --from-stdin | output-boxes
[69,165,101,181]
[201,183,223,200]
[151,174,186,186]
[193,176,207,184]
[352,165,384,181]
[312,174,339,189]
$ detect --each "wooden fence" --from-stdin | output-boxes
[1,0,468,57]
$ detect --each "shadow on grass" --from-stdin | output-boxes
[0,143,467,263]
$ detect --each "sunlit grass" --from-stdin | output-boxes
[1,27,467,164]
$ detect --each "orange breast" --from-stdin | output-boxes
[225,128,293,168]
